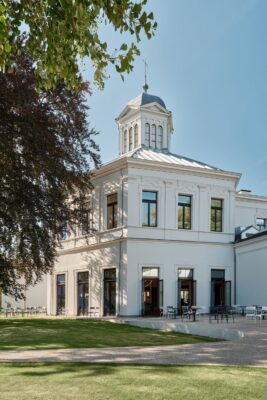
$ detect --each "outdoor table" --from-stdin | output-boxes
[190,306,201,322]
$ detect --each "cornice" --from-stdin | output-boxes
[91,155,241,184]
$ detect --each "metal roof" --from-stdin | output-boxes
[122,147,221,170]
[128,92,166,109]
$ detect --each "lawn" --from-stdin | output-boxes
[0,363,265,400]
[0,318,218,350]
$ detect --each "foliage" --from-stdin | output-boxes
[0,319,218,350]
[0,0,157,90]
[0,50,100,298]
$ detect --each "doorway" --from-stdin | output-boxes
[178,269,196,311]
[103,268,116,316]
[210,269,231,307]
[77,271,89,316]
[56,274,66,315]
[142,267,163,317]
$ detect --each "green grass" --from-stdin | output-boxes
[0,318,218,350]
[0,363,265,400]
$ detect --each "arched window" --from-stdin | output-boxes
[123,130,128,153]
[158,125,163,149]
[145,123,150,147]
[129,127,133,151]
[151,124,156,149]
[134,124,138,148]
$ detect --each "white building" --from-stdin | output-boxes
[46,86,267,317]
[3,87,267,315]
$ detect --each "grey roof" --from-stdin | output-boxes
[122,147,221,170]
[128,92,166,109]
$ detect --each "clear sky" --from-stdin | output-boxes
[86,0,267,196]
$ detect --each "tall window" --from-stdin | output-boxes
[210,198,223,232]
[80,209,92,235]
[56,274,66,315]
[129,127,133,151]
[145,123,150,147]
[178,195,192,229]
[123,130,127,153]
[158,125,163,149]
[107,193,118,229]
[59,221,68,240]
[142,191,157,227]
[256,218,267,231]
[151,124,156,149]
[134,124,138,148]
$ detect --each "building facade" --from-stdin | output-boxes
[44,88,267,316]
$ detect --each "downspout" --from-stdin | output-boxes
[234,246,237,305]
[118,168,124,316]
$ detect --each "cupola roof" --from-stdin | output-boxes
[127,92,166,109]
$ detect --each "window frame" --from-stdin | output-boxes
[142,190,158,227]
[145,123,150,147]
[134,124,138,148]
[151,124,156,149]
[107,193,118,230]
[256,217,267,231]
[178,194,192,230]
[210,198,223,232]
[129,127,133,151]
[123,130,128,153]
[158,125,163,149]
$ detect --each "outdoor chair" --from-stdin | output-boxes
[245,306,257,321]
[166,306,177,319]
[181,306,191,320]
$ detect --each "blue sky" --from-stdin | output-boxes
[86,0,267,195]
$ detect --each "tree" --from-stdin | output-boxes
[0,0,157,90]
[0,49,100,299]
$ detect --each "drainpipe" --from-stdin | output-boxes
[234,246,237,305]
[118,168,124,317]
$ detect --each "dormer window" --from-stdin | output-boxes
[123,130,127,153]
[151,124,156,149]
[145,123,150,147]
[158,126,163,149]
[134,124,138,148]
[129,127,133,151]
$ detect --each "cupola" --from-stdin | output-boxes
[116,84,173,156]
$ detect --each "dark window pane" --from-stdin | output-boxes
[113,204,118,228]
[107,193,118,229]
[150,203,157,226]
[211,269,225,280]
[179,195,191,205]
[142,191,157,201]
[184,207,191,229]
[178,207,183,229]
[107,193,117,205]
[142,203,149,226]
[211,199,222,208]
[57,274,65,284]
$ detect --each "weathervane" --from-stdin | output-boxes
[143,59,149,93]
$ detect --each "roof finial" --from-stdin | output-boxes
[143,59,149,93]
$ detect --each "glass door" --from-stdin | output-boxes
[103,269,116,316]
[56,274,66,315]
[77,271,89,316]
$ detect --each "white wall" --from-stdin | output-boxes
[235,236,267,306]
[126,239,234,316]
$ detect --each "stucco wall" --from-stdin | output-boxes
[235,236,267,306]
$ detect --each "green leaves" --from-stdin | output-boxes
[0,0,157,90]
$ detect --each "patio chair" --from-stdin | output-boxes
[181,306,191,320]
[166,306,177,319]
[245,306,257,321]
